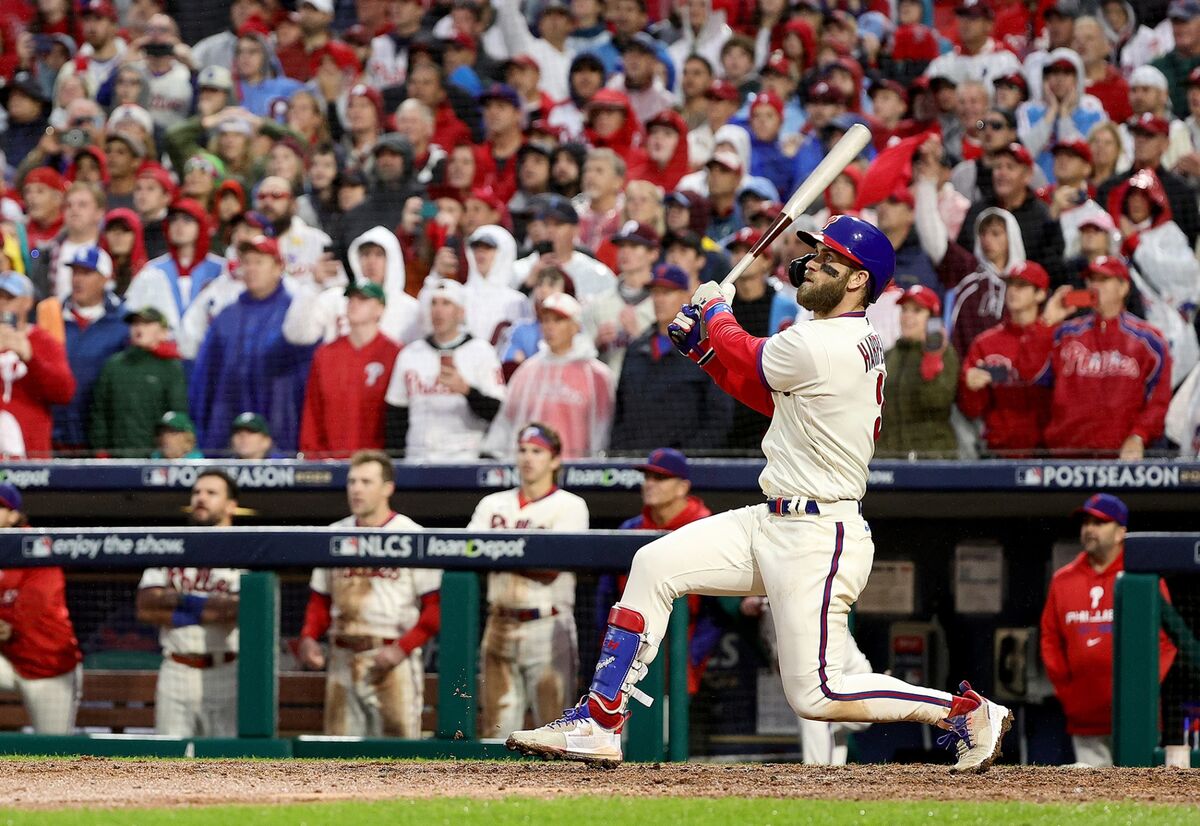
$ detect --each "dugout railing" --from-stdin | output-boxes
[1114,532,1200,768]
[0,528,691,762]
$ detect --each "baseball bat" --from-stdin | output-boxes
[720,122,873,288]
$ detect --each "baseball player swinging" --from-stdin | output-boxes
[507,215,1012,773]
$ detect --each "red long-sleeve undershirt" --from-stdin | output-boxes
[300,589,441,655]
[692,308,775,416]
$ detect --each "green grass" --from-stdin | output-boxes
[0,798,1194,826]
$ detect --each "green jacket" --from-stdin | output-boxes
[90,346,189,456]
[1151,51,1200,118]
[163,116,299,191]
[875,338,960,458]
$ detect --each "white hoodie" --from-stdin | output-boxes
[679,123,752,195]
[948,207,1026,347]
[283,226,421,347]
[458,225,532,349]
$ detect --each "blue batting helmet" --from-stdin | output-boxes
[796,215,895,303]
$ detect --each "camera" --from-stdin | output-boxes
[143,42,174,58]
[62,128,89,149]
[0,312,17,328]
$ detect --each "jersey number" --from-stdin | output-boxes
[873,373,884,442]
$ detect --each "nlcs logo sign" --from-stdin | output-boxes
[329,535,414,559]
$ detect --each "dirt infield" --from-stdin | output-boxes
[0,759,1196,810]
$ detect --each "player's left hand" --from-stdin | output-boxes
[667,305,703,356]
[690,281,734,312]
[366,644,406,683]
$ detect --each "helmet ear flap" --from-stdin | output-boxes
[788,253,814,287]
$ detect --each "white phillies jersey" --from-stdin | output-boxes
[467,487,589,613]
[310,513,442,640]
[278,217,334,289]
[758,312,885,502]
[384,337,506,461]
[138,567,242,656]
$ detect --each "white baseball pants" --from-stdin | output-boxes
[155,657,237,737]
[323,645,424,738]
[619,504,954,726]
[0,654,80,734]
[1071,735,1113,767]
[479,613,578,738]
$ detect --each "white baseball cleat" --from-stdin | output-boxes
[940,681,1013,774]
[505,699,623,767]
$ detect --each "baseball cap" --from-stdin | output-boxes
[956,0,994,19]
[725,227,763,251]
[1189,66,1200,87]
[898,284,941,315]
[2,71,49,106]
[884,187,915,208]
[539,292,582,322]
[1004,260,1050,290]
[1085,255,1131,282]
[1044,0,1080,18]
[108,103,154,136]
[1169,0,1200,22]
[217,117,254,136]
[466,230,499,249]
[197,65,234,93]
[663,191,692,210]
[622,31,659,55]
[612,220,660,248]
[993,72,1029,96]
[301,0,334,12]
[518,422,562,455]
[444,32,477,52]
[868,79,908,104]
[136,163,177,196]
[995,142,1034,167]
[764,50,791,77]
[539,0,574,19]
[157,411,196,434]
[68,245,114,278]
[504,54,541,75]
[637,448,690,481]
[534,193,580,224]
[1078,212,1117,233]
[231,411,271,435]
[0,271,33,298]
[373,132,410,156]
[106,131,147,158]
[23,166,67,193]
[707,149,743,174]
[737,177,778,204]
[466,185,506,213]
[349,83,385,122]
[424,276,466,308]
[125,306,169,326]
[750,90,784,115]
[704,80,739,103]
[1051,139,1092,165]
[345,281,387,304]
[649,263,690,291]
[80,0,119,20]
[666,231,705,254]
[479,83,521,108]
[1129,65,1169,91]
[237,235,282,262]
[807,80,841,104]
[1129,113,1170,136]
[0,483,22,512]
[1074,492,1128,526]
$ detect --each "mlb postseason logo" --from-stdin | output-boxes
[329,534,415,559]
[1016,467,1042,487]
[142,467,170,486]
[477,466,519,488]
[21,536,52,559]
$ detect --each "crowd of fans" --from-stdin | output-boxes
[1,0,1199,460]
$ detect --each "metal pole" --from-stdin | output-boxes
[436,571,479,740]
[237,571,278,738]
[1113,572,1159,766]
[667,597,690,761]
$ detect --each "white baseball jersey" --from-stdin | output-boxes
[758,313,885,502]
[138,567,242,655]
[467,487,589,613]
[310,513,441,639]
[278,217,334,290]
[384,336,506,460]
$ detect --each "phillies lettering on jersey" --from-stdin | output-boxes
[165,568,233,594]
[138,567,243,656]
[1058,343,1141,379]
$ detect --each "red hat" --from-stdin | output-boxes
[884,186,915,208]
[135,162,178,197]
[995,142,1034,167]
[586,88,630,111]
[704,80,739,103]
[1085,255,1131,282]
[807,80,841,104]
[1078,212,1117,233]
[238,16,273,38]
[80,0,119,20]
[764,50,792,76]
[504,54,540,73]
[342,23,373,47]
[868,79,909,105]
[426,184,464,204]
[1052,138,1092,165]
[725,226,763,250]
[1004,260,1050,290]
[1189,66,1200,87]
[994,72,1029,96]
[611,220,660,247]
[348,83,385,124]
[23,167,67,193]
[1044,57,1076,74]
[1129,112,1170,136]
[311,41,361,74]
[237,234,282,263]
[899,284,941,315]
[467,185,505,213]
[446,32,477,52]
[749,90,784,115]
[956,0,994,19]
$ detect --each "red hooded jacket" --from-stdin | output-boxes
[958,318,1054,454]
[584,89,648,170]
[0,566,82,679]
[629,109,690,191]
[0,326,76,458]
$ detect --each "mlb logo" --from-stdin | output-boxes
[22,536,52,559]
[478,467,511,487]
[330,536,359,557]
[1016,467,1042,487]
[143,467,169,486]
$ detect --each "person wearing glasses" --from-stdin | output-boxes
[253,175,335,290]
[950,108,1047,203]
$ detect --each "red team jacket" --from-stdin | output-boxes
[957,319,1054,453]
[1040,550,1175,735]
[1042,313,1172,453]
[0,329,77,457]
[0,567,82,680]
[299,333,400,458]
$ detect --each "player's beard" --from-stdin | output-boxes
[188,508,221,527]
[796,270,850,315]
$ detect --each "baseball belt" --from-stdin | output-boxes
[333,634,399,652]
[169,652,238,669]
[490,606,560,622]
[766,497,863,517]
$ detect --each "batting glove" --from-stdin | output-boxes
[690,281,735,322]
[668,306,715,365]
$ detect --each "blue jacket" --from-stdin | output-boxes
[237,77,305,118]
[792,131,876,186]
[892,229,942,295]
[593,36,676,92]
[54,294,128,447]
[189,283,315,452]
[748,136,794,200]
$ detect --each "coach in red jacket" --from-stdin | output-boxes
[0,484,83,734]
[0,272,76,458]
[958,260,1054,455]
[1040,257,1172,458]
[1039,493,1176,767]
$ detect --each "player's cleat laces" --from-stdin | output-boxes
[937,714,973,761]
[945,681,1013,775]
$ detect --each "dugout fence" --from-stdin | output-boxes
[0,527,691,762]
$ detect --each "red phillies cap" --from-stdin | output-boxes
[996,142,1034,167]
[868,79,909,105]
[446,32,477,51]
[1129,112,1170,136]
[311,41,361,74]
[898,284,941,315]
[1085,255,1131,282]
[764,50,791,76]
[237,234,282,262]
[1045,57,1076,74]
[1004,260,1050,290]
[885,186,915,208]
[725,226,763,250]
[348,83,385,122]
[1051,138,1092,164]
[807,80,842,104]
[1189,66,1200,87]
[467,185,505,213]
[956,0,994,19]
[136,162,177,197]
[749,90,783,115]
[23,166,67,193]
[994,72,1029,95]
[704,80,739,102]
[80,0,119,20]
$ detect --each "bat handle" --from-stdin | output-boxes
[721,256,753,289]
